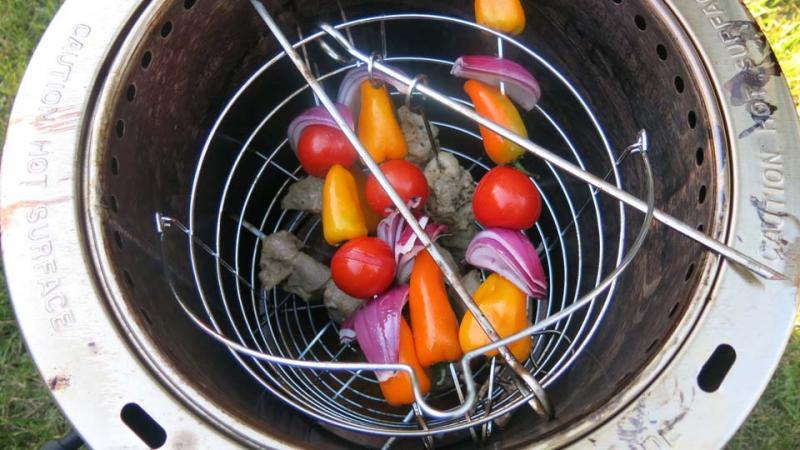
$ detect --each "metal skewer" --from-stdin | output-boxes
[249,0,553,418]
[317,22,786,282]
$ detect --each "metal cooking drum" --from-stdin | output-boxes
[2,0,799,448]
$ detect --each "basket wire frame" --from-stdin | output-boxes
[152,6,679,444]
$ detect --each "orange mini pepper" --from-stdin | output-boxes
[322,164,368,245]
[352,168,382,234]
[409,250,463,368]
[358,81,408,163]
[463,79,528,165]
[475,0,526,35]
[379,317,432,406]
[459,273,532,362]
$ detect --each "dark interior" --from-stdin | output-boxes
[95,0,716,447]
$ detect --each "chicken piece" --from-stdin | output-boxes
[323,280,363,324]
[398,105,439,166]
[424,152,475,233]
[281,176,323,213]
[284,253,331,302]
[258,231,303,290]
[447,269,482,319]
[441,223,479,264]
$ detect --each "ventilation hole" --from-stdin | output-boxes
[634,15,647,30]
[126,84,136,101]
[656,44,668,60]
[184,0,197,9]
[697,344,736,393]
[110,195,119,213]
[110,157,119,175]
[123,270,135,289]
[697,223,705,232]
[685,263,696,281]
[696,147,704,165]
[120,403,166,448]
[160,21,173,38]
[141,51,152,69]
[688,110,698,128]
[668,302,681,318]
[698,185,707,204]
[674,76,684,93]
[645,339,660,353]
[114,231,124,249]
[115,119,125,138]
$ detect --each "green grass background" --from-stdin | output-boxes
[0,0,798,448]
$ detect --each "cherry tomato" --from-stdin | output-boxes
[473,166,541,230]
[297,125,358,177]
[365,160,430,217]
[331,237,396,299]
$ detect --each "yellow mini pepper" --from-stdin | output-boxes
[358,81,407,163]
[475,0,526,35]
[322,164,368,245]
[459,273,532,362]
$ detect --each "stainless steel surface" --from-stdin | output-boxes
[2,0,798,448]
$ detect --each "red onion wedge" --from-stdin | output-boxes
[465,228,547,298]
[337,65,410,115]
[339,285,410,382]
[451,55,541,111]
[287,104,355,152]
[377,212,448,283]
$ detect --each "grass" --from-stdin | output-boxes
[0,1,68,448]
[728,1,800,448]
[0,1,797,448]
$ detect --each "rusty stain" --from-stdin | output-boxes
[0,196,71,230]
[30,106,81,134]
[47,373,70,391]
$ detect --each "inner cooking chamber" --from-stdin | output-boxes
[95,0,717,448]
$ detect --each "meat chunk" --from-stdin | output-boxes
[398,105,439,166]
[259,231,330,303]
[424,152,475,234]
[258,231,303,290]
[441,222,479,264]
[448,269,482,318]
[281,176,323,213]
[323,280,363,324]
[284,253,330,302]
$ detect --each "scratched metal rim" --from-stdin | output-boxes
[1,0,798,449]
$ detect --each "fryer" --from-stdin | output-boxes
[3,0,799,448]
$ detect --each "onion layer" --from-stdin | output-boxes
[340,285,410,382]
[451,55,541,111]
[465,228,547,298]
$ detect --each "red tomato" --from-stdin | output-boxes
[331,237,396,299]
[365,160,430,217]
[473,166,541,230]
[297,125,358,177]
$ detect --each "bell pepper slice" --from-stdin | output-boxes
[358,81,408,163]
[475,0,526,35]
[463,79,528,165]
[458,273,532,362]
[379,317,432,406]
[322,164,368,245]
[409,250,463,368]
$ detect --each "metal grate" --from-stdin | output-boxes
[151,3,781,446]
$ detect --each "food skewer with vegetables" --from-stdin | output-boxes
[260,47,547,408]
